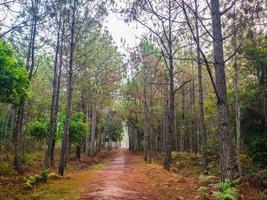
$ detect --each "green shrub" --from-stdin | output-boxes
[69,112,88,146]
[0,162,12,175]
[26,120,48,142]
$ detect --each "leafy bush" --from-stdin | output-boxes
[212,179,239,200]
[0,161,12,175]
[26,168,50,188]
[27,120,48,142]
[56,112,88,146]
[69,112,88,146]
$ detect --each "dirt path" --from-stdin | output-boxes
[80,149,158,200]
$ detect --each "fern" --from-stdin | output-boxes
[213,179,233,191]
[25,169,50,188]
[212,191,225,199]
[26,176,36,188]
[212,180,239,200]
[39,168,49,182]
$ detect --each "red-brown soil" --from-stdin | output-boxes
[80,149,158,200]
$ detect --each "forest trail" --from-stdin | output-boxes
[80,149,158,200]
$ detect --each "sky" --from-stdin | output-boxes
[103,10,145,54]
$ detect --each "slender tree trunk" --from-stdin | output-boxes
[162,84,168,153]
[85,107,90,155]
[180,86,185,151]
[50,22,64,165]
[76,146,81,159]
[164,2,174,170]
[128,125,133,150]
[211,0,232,180]
[89,103,97,156]
[174,112,178,151]
[233,5,242,176]
[44,10,62,169]
[58,0,76,176]
[14,99,25,173]
[195,0,208,175]
[14,0,38,173]
[98,132,102,152]
[191,63,197,153]
[142,50,150,161]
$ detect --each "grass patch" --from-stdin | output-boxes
[91,159,111,170]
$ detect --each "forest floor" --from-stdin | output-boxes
[0,149,264,200]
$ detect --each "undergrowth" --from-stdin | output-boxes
[0,161,13,175]
[212,179,239,200]
[26,168,51,188]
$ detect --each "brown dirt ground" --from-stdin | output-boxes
[80,149,158,200]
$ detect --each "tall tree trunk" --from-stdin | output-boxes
[174,112,178,151]
[58,0,76,176]
[85,106,90,155]
[14,0,38,173]
[195,0,208,175]
[128,125,133,150]
[76,146,81,159]
[89,103,97,156]
[142,50,150,161]
[14,99,25,173]
[164,2,174,170]
[233,5,242,176]
[180,86,185,151]
[44,10,62,169]
[162,84,168,153]
[191,62,197,153]
[50,21,64,165]
[211,0,233,180]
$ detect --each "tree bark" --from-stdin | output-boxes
[44,10,62,169]
[14,99,25,174]
[180,86,185,151]
[141,50,150,161]
[76,146,81,159]
[89,103,97,156]
[164,1,174,170]
[210,0,233,180]
[14,0,38,173]
[233,5,242,176]
[195,0,208,175]
[58,0,76,176]
[190,63,197,154]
